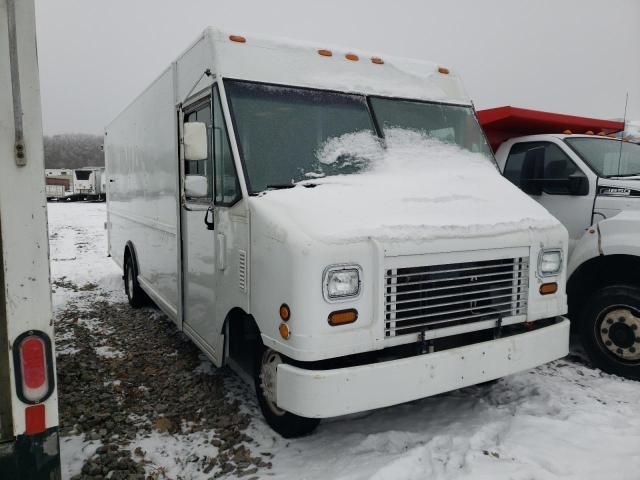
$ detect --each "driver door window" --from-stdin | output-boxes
[184,100,213,201]
[505,141,584,195]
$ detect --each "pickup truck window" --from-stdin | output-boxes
[369,98,493,158]
[505,141,584,195]
[565,137,640,178]
[225,80,374,194]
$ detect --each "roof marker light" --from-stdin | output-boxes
[597,131,606,136]
[318,49,333,57]
[585,130,594,135]
[345,53,359,61]
[371,57,384,65]
[438,66,450,74]
[563,129,573,135]
[229,35,246,43]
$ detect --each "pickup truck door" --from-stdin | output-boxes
[503,140,596,253]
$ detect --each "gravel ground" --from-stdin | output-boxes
[54,286,270,480]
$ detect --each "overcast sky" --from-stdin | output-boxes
[35,0,640,135]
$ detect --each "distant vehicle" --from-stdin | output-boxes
[481,106,640,379]
[45,168,73,200]
[106,28,569,437]
[72,166,105,201]
[0,0,61,477]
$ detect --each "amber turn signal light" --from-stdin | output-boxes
[279,323,290,339]
[229,35,246,43]
[279,303,290,322]
[539,282,558,295]
[437,66,450,74]
[328,309,358,326]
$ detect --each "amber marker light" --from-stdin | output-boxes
[328,309,358,326]
[539,282,558,295]
[371,57,384,65]
[229,35,246,43]
[585,130,594,135]
[279,323,290,339]
[279,304,290,322]
[563,130,573,135]
[345,53,359,61]
[438,66,450,74]
[318,49,333,57]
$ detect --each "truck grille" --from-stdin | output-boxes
[385,257,529,337]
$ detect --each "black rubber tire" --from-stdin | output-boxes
[124,254,148,308]
[254,344,320,438]
[579,285,640,380]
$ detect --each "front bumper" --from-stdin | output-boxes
[276,317,569,418]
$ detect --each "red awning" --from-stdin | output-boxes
[477,106,624,152]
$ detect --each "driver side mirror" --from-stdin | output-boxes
[184,122,208,161]
[184,175,208,198]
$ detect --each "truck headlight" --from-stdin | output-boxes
[323,265,361,301]
[538,249,563,277]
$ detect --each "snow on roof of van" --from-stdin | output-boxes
[204,28,470,104]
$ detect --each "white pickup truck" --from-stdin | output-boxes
[481,106,640,380]
[106,29,570,437]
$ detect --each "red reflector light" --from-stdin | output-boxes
[25,404,46,435]
[19,336,48,401]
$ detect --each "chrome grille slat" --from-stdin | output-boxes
[389,293,527,313]
[385,261,522,278]
[385,256,529,337]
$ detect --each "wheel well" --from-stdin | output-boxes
[568,254,640,319]
[224,308,260,375]
[123,241,138,272]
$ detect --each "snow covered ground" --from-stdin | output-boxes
[49,202,640,480]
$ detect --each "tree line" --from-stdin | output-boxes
[44,133,104,169]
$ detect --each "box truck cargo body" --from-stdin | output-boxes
[73,166,104,200]
[106,28,570,437]
[1,0,60,476]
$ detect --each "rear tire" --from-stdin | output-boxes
[254,344,320,438]
[579,285,640,380]
[124,253,148,308]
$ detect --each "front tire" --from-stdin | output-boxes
[254,345,320,438]
[579,285,640,380]
[124,254,148,308]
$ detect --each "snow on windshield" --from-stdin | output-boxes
[253,129,561,244]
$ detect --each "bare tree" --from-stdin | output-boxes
[43,133,104,168]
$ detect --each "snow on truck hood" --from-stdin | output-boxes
[250,130,561,245]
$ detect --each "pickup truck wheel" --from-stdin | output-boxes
[124,255,147,308]
[254,346,320,438]
[580,285,640,380]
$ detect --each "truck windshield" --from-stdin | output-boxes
[565,137,640,177]
[225,80,491,193]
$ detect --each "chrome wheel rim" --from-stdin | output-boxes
[597,306,640,362]
[127,266,134,299]
[260,349,285,416]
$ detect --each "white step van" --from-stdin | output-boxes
[482,106,640,380]
[106,29,570,437]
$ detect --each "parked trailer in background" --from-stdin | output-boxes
[106,28,570,437]
[73,166,105,201]
[480,106,640,379]
[0,0,61,477]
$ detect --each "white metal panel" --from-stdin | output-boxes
[105,67,180,318]
[0,0,58,435]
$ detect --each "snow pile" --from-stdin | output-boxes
[252,129,560,244]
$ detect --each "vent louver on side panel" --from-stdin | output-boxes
[238,250,247,292]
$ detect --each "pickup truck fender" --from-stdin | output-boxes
[568,211,640,279]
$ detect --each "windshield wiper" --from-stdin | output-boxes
[266,184,296,189]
